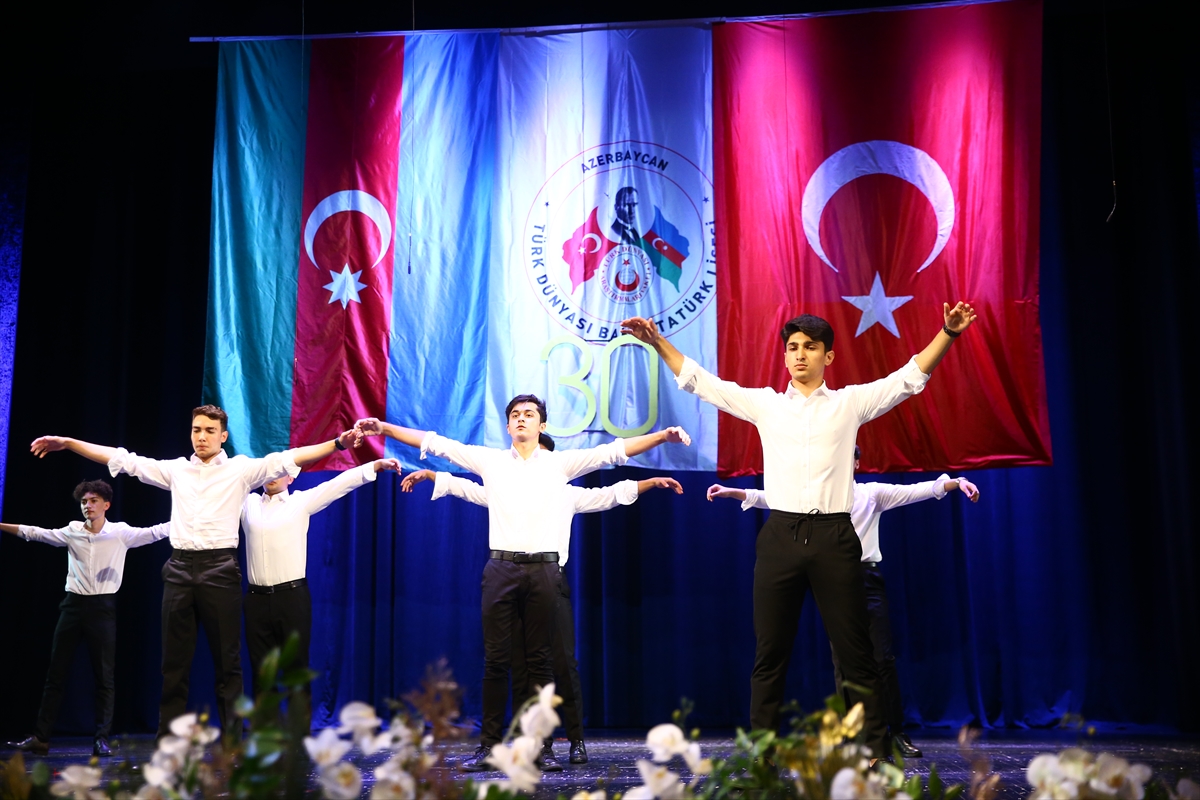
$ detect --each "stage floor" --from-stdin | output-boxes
[11,730,1200,798]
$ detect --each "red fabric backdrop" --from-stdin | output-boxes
[713,0,1049,474]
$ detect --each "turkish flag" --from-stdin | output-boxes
[291,37,404,469]
[562,207,617,291]
[713,0,1049,474]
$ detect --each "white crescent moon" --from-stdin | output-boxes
[801,140,954,273]
[582,233,603,254]
[303,190,393,270]
[651,237,666,252]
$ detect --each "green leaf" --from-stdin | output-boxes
[928,764,944,799]
[31,760,50,785]
[944,784,965,800]
[280,631,301,668]
[904,773,923,798]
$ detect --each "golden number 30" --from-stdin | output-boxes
[538,334,659,438]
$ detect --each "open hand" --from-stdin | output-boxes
[355,417,383,436]
[645,477,684,494]
[620,317,661,346]
[663,426,691,447]
[958,479,980,502]
[374,458,402,474]
[943,301,977,335]
[30,436,68,458]
[400,470,435,492]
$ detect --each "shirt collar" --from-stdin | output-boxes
[508,445,547,461]
[262,487,290,504]
[784,380,828,400]
[191,448,229,466]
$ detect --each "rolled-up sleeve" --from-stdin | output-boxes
[848,357,930,424]
[108,448,174,489]
[432,472,489,507]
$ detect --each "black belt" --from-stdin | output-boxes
[248,578,307,594]
[172,548,238,559]
[489,550,558,563]
[864,561,881,569]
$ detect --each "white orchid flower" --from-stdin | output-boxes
[142,761,176,790]
[519,702,560,741]
[1057,748,1094,784]
[168,713,220,745]
[337,701,383,738]
[633,758,686,799]
[1175,778,1200,800]
[49,765,104,800]
[487,736,541,793]
[133,785,169,800]
[682,742,712,776]
[370,764,417,800]
[305,727,353,767]
[646,724,690,763]
[318,762,363,800]
[829,767,888,800]
[571,791,606,800]
[1089,754,1153,800]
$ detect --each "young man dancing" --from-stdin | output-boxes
[708,444,980,758]
[2,480,169,757]
[30,406,358,739]
[622,302,975,758]
[355,396,689,771]
[402,432,684,765]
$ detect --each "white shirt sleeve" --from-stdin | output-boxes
[554,440,629,480]
[108,448,175,489]
[570,480,638,513]
[118,522,172,548]
[842,357,931,424]
[18,525,72,546]
[246,451,302,491]
[741,488,770,511]
[421,433,493,476]
[297,463,378,515]
[675,357,770,424]
[857,474,950,513]
[431,472,489,507]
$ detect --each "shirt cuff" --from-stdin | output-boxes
[902,356,932,393]
[108,447,132,477]
[361,463,380,482]
[612,439,630,466]
[932,473,951,499]
[17,525,37,541]
[418,431,438,461]
[674,356,701,392]
[282,452,301,480]
[741,489,769,511]
[431,471,452,500]
[614,480,638,505]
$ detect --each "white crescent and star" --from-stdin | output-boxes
[801,140,955,338]
[580,233,603,255]
[303,190,393,308]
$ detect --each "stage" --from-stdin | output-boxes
[18,730,1200,798]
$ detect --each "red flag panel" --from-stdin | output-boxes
[292,37,404,469]
[714,0,1049,474]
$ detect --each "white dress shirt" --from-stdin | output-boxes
[108,447,300,551]
[430,472,638,565]
[19,520,170,594]
[676,356,929,514]
[743,475,950,562]
[420,433,628,554]
[240,463,379,587]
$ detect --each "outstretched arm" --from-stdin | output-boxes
[621,317,686,376]
[623,426,691,457]
[290,429,361,467]
[913,302,977,375]
[636,477,684,495]
[30,436,118,464]
[400,469,436,492]
[355,418,429,449]
[706,484,748,502]
[0,523,21,536]
[945,477,981,502]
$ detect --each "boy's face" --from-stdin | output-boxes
[506,402,546,443]
[784,331,834,385]
[80,492,110,524]
[264,474,294,496]
[191,414,229,460]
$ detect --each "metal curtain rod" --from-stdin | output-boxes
[189,0,1008,42]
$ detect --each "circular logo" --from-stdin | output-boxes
[523,140,716,343]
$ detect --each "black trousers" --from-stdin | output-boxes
[244,581,312,697]
[34,592,116,740]
[479,558,559,745]
[511,566,585,742]
[831,563,905,735]
[159,549,243,739]
[750,511,888,755]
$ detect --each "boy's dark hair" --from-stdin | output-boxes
[505,394,547,424]
[538,433,556,451]
[853,444,861,461]
[192,404,229,431]
[781,314,835,351]
[73,479,113,503]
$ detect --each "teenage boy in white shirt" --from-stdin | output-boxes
[621,301,975,758]
[708,444,980,759]
[30,405,359,740]
[2,479,169,757]
[355,395,689,772]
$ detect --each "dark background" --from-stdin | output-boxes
[1,0,1198,738]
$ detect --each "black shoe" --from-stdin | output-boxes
[93,737,113,757]
[569,739,588,764]
[537,743,563,772]
[461,745,494,772]
[7,736,49,756]
[892,733,922,759]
